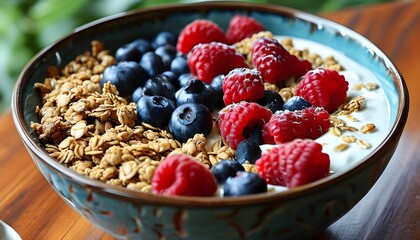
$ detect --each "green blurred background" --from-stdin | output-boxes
[0,0,392,113]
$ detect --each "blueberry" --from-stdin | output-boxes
[246,124,263,146]
[169,103,213,143]
[139,52,165,78]
[152,31,177,49]
[155,45,177,69]
[211,160,245,184]
[131,86,143,103]
[210,74,225,108]
[160,71,179,89]
[143,75,176,100]
[223,171,267,197]
[100,61,148,97]
[283,96,312,111]
[235,139,261,164]
[136,95,175,128]
[178,73,195,88]
[131,38,152,55]
[170,56,190,76]
[115,43,142,62]
[257,90,284,113]
[176,79,216,111]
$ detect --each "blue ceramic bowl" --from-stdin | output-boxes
[12,2,408,239]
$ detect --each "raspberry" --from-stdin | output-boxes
[188,42,248,83]
[222,68,265,105]
[152,154,217,196]
[176,19,227,54]
[251,37,312,83]
[217,101,272,149]
[226,15,265,44]
[262,107,330,144]
[255,139,330,187]
[294,68,349,113]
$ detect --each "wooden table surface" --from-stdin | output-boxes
[1,1,419,239]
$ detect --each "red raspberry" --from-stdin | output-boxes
[262,107,330,144]
[251,37,312,83]
[295,68,349,113]
[222,68,265,105]
[176,19,227,54]
[255,139,330,187]
[188,42,248,83]
[152,154,217,196]
[226,15,265,44]
[217,101,272,149]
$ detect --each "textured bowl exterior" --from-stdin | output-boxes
[12,2,408,240]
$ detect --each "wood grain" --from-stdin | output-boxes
[0,1,419,239]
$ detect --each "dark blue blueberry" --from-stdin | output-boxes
[169,103,213,143]
[100,61,148,97]
[223,171,267,197]
[131,39,152,55]
[139,52,165,78]
[283,96,312,111]
[170,56,190,76]
[143,75,176,100]
[257,90,284,113]
[152,31,177,49]
[178,73,195,88]
[160,71,179,89]
[211,160,245,184]
[131,86,143,103]
[210,74,225,108]
[115,43,142,62]
[235,139,261,164]
[246,124,263,146]
[136,95,175,128]
[176,79,216,111]
[155,45,177,69]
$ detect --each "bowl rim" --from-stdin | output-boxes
[11,1,409,207]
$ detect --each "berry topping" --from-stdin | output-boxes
[152,154,217,196]
[177,73,195,88]
[217,101,272,149]
[115,42,142,62]
[139,52,165,78]
[188,42,248,84]
[131,39,152,55]
[235,139,261,164]
[100,61,148,97]
[142,75,176,100]
[295,68,349,113]
[226,15,265,44]
[255,139,330,187]
[169,103,213,143]
[152,31,177,49]
[251,37,312,83]
[136,95,176,128]
[223,171,267,197]
[211,159,245,184]
[210,74,225,108]
[170,56,190,76]
[155,44,177,69]
[262,107,330,144]
[176,19,227,54]
[176,79,216,111]
[282,96,312,111]
[257,90,284,113]
[131,86,143,103]
[222,68,265,105]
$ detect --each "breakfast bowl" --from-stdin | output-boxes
[12,2,408,239]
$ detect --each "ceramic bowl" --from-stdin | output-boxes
[12,2,408,239]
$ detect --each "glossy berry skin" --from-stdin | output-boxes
[155,45,177,69]
[188,42,248,83]
[262,107,330,144]
[222,68,265,105]
[136,95,176,128]
[211,159,245,184]
[283,96,312,111]
[143,75,176,100]
[152,154,217,197]
[115,42,142,62]
[176,19,227,54]
[160,71,179,89]
[169,103,213,143]
[152,31,177,49]
[257,90,284,113]
[217,101,272,149]
[100,61,148,97]
[226,15,265,44]
[176,79,216,111]
[170,56,190,76]
[255,139,330,188]
[131,86,143,103]
[131,39,152,55]
[223,171,267,197]
[235,139,261,164]
[139,52,165,78]
[211,74,225,108]
[295,68,349,113]
[178,73,195,88]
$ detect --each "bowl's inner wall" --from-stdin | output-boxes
[20,6,400,150]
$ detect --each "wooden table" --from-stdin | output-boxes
[1,1,419,239]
